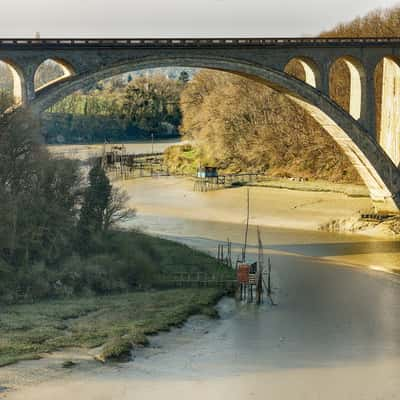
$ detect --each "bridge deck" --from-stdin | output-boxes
[2,37,400,48]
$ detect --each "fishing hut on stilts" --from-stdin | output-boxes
[236,189,274,305]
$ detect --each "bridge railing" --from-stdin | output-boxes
[2,37,400,47]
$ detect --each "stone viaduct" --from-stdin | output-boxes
[1,37,400,211]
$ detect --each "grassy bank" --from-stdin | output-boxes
[164,144,201,175]
[0,288,227,367]
[163,145,368,197]
[251,178,369,198]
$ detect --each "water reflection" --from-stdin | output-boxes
[128,214,400,273]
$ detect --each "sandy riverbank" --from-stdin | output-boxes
[117,176,400,274]
[117,176,374,233]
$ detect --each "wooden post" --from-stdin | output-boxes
[243,188,250,262]
[227,238,232,267]
[256,273,263,305]
[256,226,264,305]
[267,257,272,296]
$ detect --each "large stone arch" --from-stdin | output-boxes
[14,55,400,212]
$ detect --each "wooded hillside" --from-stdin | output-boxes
[179,71,360,182]
[175,6,400,183]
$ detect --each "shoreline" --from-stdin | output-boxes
[155,229,400,276]
[249,178,369,198]
[118,176,393,237]
[0,288,227,396]
[118,176,400,275]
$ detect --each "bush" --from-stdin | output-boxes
[0,227,233,303]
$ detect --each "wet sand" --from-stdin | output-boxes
[7,363,400,400]
[119,176,372,232]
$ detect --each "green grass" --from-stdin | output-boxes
[0,228,233,303]
[0,288,226,366]
[164,144,201,175]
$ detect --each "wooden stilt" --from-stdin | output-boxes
[267,257,272,296]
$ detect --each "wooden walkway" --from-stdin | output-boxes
[194,173,264,192]
[158,272,237,289]
[99,151,170,180]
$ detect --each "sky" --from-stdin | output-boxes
[0,0,399,38]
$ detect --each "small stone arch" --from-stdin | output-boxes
[34,58,75,91]
[284,57,321,89]
[329,56,366,121]
[0,59,25,107]
[375,56,400,167]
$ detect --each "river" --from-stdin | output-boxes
[6,143,400,400]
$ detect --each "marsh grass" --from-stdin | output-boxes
[0,288,226,366]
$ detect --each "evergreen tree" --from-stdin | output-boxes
[77,163,112,252]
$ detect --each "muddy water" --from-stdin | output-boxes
[7,253,400,399]
[5,163,400,399]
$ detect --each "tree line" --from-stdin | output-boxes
[44,73,187,143]
[0,66,188,141]
[49,73,185,134]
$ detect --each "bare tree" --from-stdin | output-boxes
[104,188,136,231]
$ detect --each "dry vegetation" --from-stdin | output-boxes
[176,70,361,182]
[165,6,400,183]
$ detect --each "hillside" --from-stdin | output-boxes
[166,6,400,184]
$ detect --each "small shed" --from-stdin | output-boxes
[237,263,251,284]
[197,166,218,178]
